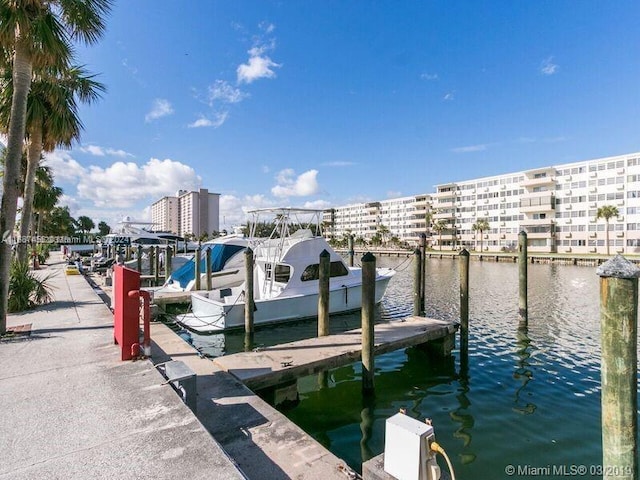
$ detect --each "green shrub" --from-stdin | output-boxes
[8,261,54,312]
[30,244,51,265]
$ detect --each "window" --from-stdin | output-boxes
[274,264,291,283]
[301,261,349,281]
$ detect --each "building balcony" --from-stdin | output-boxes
[520,177,557,188]
[433,212,455,220]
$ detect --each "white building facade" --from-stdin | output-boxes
[150,188,220,238]
[327,152,640,254]
[150,196,179,234]
[323,194,432,246]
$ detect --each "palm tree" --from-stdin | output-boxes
[432,220,448,251]
[596,205,619,256]
[76,215,95,237]
[377,224,390,247]
[0,0,111,334]
[0,65,105,262]
[33,166,63,237]
[98,221,111,237]
[472,219,491,252]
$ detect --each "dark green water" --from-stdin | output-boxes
[186,256,639,479]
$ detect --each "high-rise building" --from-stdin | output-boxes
[150,196,179,233]
[150,188,220,238]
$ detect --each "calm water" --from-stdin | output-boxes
[185,256,639,479]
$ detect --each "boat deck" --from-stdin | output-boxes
[213,316,457,390]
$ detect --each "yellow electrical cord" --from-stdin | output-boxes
[430,441,456,480]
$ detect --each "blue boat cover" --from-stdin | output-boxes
[168,243,245,289]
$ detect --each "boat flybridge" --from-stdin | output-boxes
[176,207,396,333]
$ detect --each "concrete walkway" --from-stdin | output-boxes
[0,253,244,480]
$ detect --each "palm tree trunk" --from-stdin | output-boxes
[606,221,610,256]
[480,230,483,252]
[17,121,43,263]
[0,39,33,335]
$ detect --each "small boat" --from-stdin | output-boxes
[176,208,395,332]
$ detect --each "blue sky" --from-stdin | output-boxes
[39,1,640,230]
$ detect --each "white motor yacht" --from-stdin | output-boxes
[176,208,395,332]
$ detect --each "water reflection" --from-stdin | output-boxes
[450,346,476,464]
[512,321,536,415]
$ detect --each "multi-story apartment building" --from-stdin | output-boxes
[326,152,640,254]
[323,194,432,245]
[150,188,220,238]
[150,196,179,233]
[178,188,220,238]
[433,152,640,254]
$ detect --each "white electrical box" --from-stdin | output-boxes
[383,412,435,480]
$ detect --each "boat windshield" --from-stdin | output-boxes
[169,243,245,288]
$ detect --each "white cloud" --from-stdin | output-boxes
[451,144,488,153]
[237,33,281,84]
[58,194,80,213]
[303,199,332,210]
[75,158,201,209]
[42,151,87,182]
[387,190,402,198]
[443,92,455,101]
[79,144,134,158]
[260,22,275,34]
[421,73,438,80]
[320,161,356,167]
[540,56,558,75]
[145,98,174,122]
[188,112,228,128]
[208,80,248,105]
[237,55,281,84]
[271,169,320,198]
[262,165,270,174]
[219,193,278,229]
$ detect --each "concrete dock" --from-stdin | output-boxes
[1,254,244,480]
[213,317,457,390]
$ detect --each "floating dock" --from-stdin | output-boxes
[213,316,457,390]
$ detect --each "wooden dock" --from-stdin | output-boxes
[213,316,457,390]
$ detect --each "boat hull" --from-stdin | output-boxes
[176,273,393,333]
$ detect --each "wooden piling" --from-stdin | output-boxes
[244,248,255,342]
[154,246,160,286]
[318,249,330,337]
[420,233,427,312]
[459,249,470,350]
[518,231,528,322]
[165,246,173,282]
[361,252,376,395]
[148,247,155,277]
[194,243,202,290]
[136,245,143,273]
[125,246,132,261]
[597,255,639,480]
[206,246,213,291]
[348,234,355,267]
[413,248,422,316]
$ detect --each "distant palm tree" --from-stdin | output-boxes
[378,224,390,246]
[32,165,63,237]
[0,0,112,335]
[432,220,448,251]
[472,219,491,252]
[596,205,619,256]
